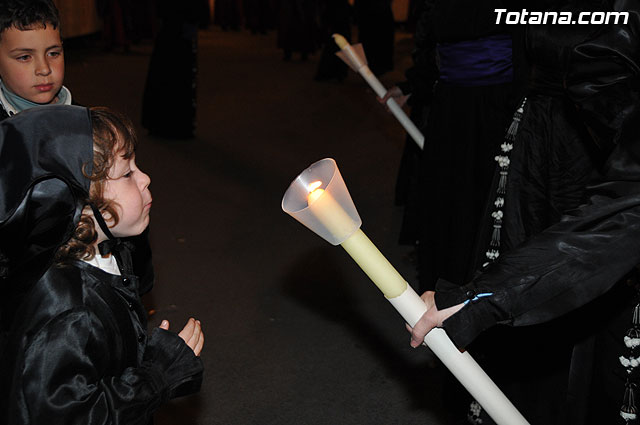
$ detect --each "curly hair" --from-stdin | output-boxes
[0,0,60,38]
[54,107,138,264]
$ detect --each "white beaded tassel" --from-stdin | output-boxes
[484,98,527,267]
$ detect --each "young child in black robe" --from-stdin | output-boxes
[0,106,204,424]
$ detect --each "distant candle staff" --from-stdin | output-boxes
[282,158,529,425]
[332,34,424,150]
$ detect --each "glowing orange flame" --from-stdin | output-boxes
[307,181,325,205]
[308,181,323,192]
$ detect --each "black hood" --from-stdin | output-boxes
[0,105,93,288]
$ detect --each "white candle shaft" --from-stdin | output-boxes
[356,63,387,97]
[340,42,367,71]
[386,99,425,150]
[388,287,529,425]
[342,45,425,150]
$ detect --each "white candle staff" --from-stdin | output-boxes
[282,158,529,425]
[332,34,424,150]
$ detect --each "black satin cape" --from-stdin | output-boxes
[0,106,92,292]
[0,106,203,424]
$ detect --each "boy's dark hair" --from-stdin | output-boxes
[0,0,60,36]
[55,107,138,263]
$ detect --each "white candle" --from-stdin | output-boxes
[333,34,425,150]
[340,229,407,298]
[307,182,407,298]
[283,159,529,424]
[387,287,529,425]
[340,231,529,424]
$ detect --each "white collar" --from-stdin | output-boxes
[0,85,72,117]
[82,253,121,276]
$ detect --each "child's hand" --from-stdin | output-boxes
[159,318,204,356]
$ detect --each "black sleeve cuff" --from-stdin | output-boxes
[435,278,511,349]
[143,328,204,399]
[434,278,469,308]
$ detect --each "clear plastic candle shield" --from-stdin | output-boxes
[282,158,362,245]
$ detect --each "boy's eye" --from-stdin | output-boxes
[48,51,61,58]
[16,55,30,61]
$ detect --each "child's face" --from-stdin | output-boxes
[103,151,152,238]
[0,25,64,104]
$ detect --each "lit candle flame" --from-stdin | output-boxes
[307,181,324,205]
[308,181,323,192]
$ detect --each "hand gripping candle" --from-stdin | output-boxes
[282,158,529,425]
[332,34,424,150]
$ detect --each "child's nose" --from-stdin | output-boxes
[138,170,151,190]
[35,58,52,76]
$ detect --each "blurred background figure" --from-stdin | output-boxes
[380,0,518,296]
[353,0,394,76]
[97,0,132,51]
[379,0,435,250]
[414,0,517,293]
[276,0,320,61]
[214,0,242,31]
[142,0,207,139]
[314,0,352,82]
[244,0,275,34]
[128,0,158,42]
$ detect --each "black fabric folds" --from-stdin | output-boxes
[0,106,93,322]
[0,262,203,425]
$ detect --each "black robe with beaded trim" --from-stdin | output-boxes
[432,2,640,423]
